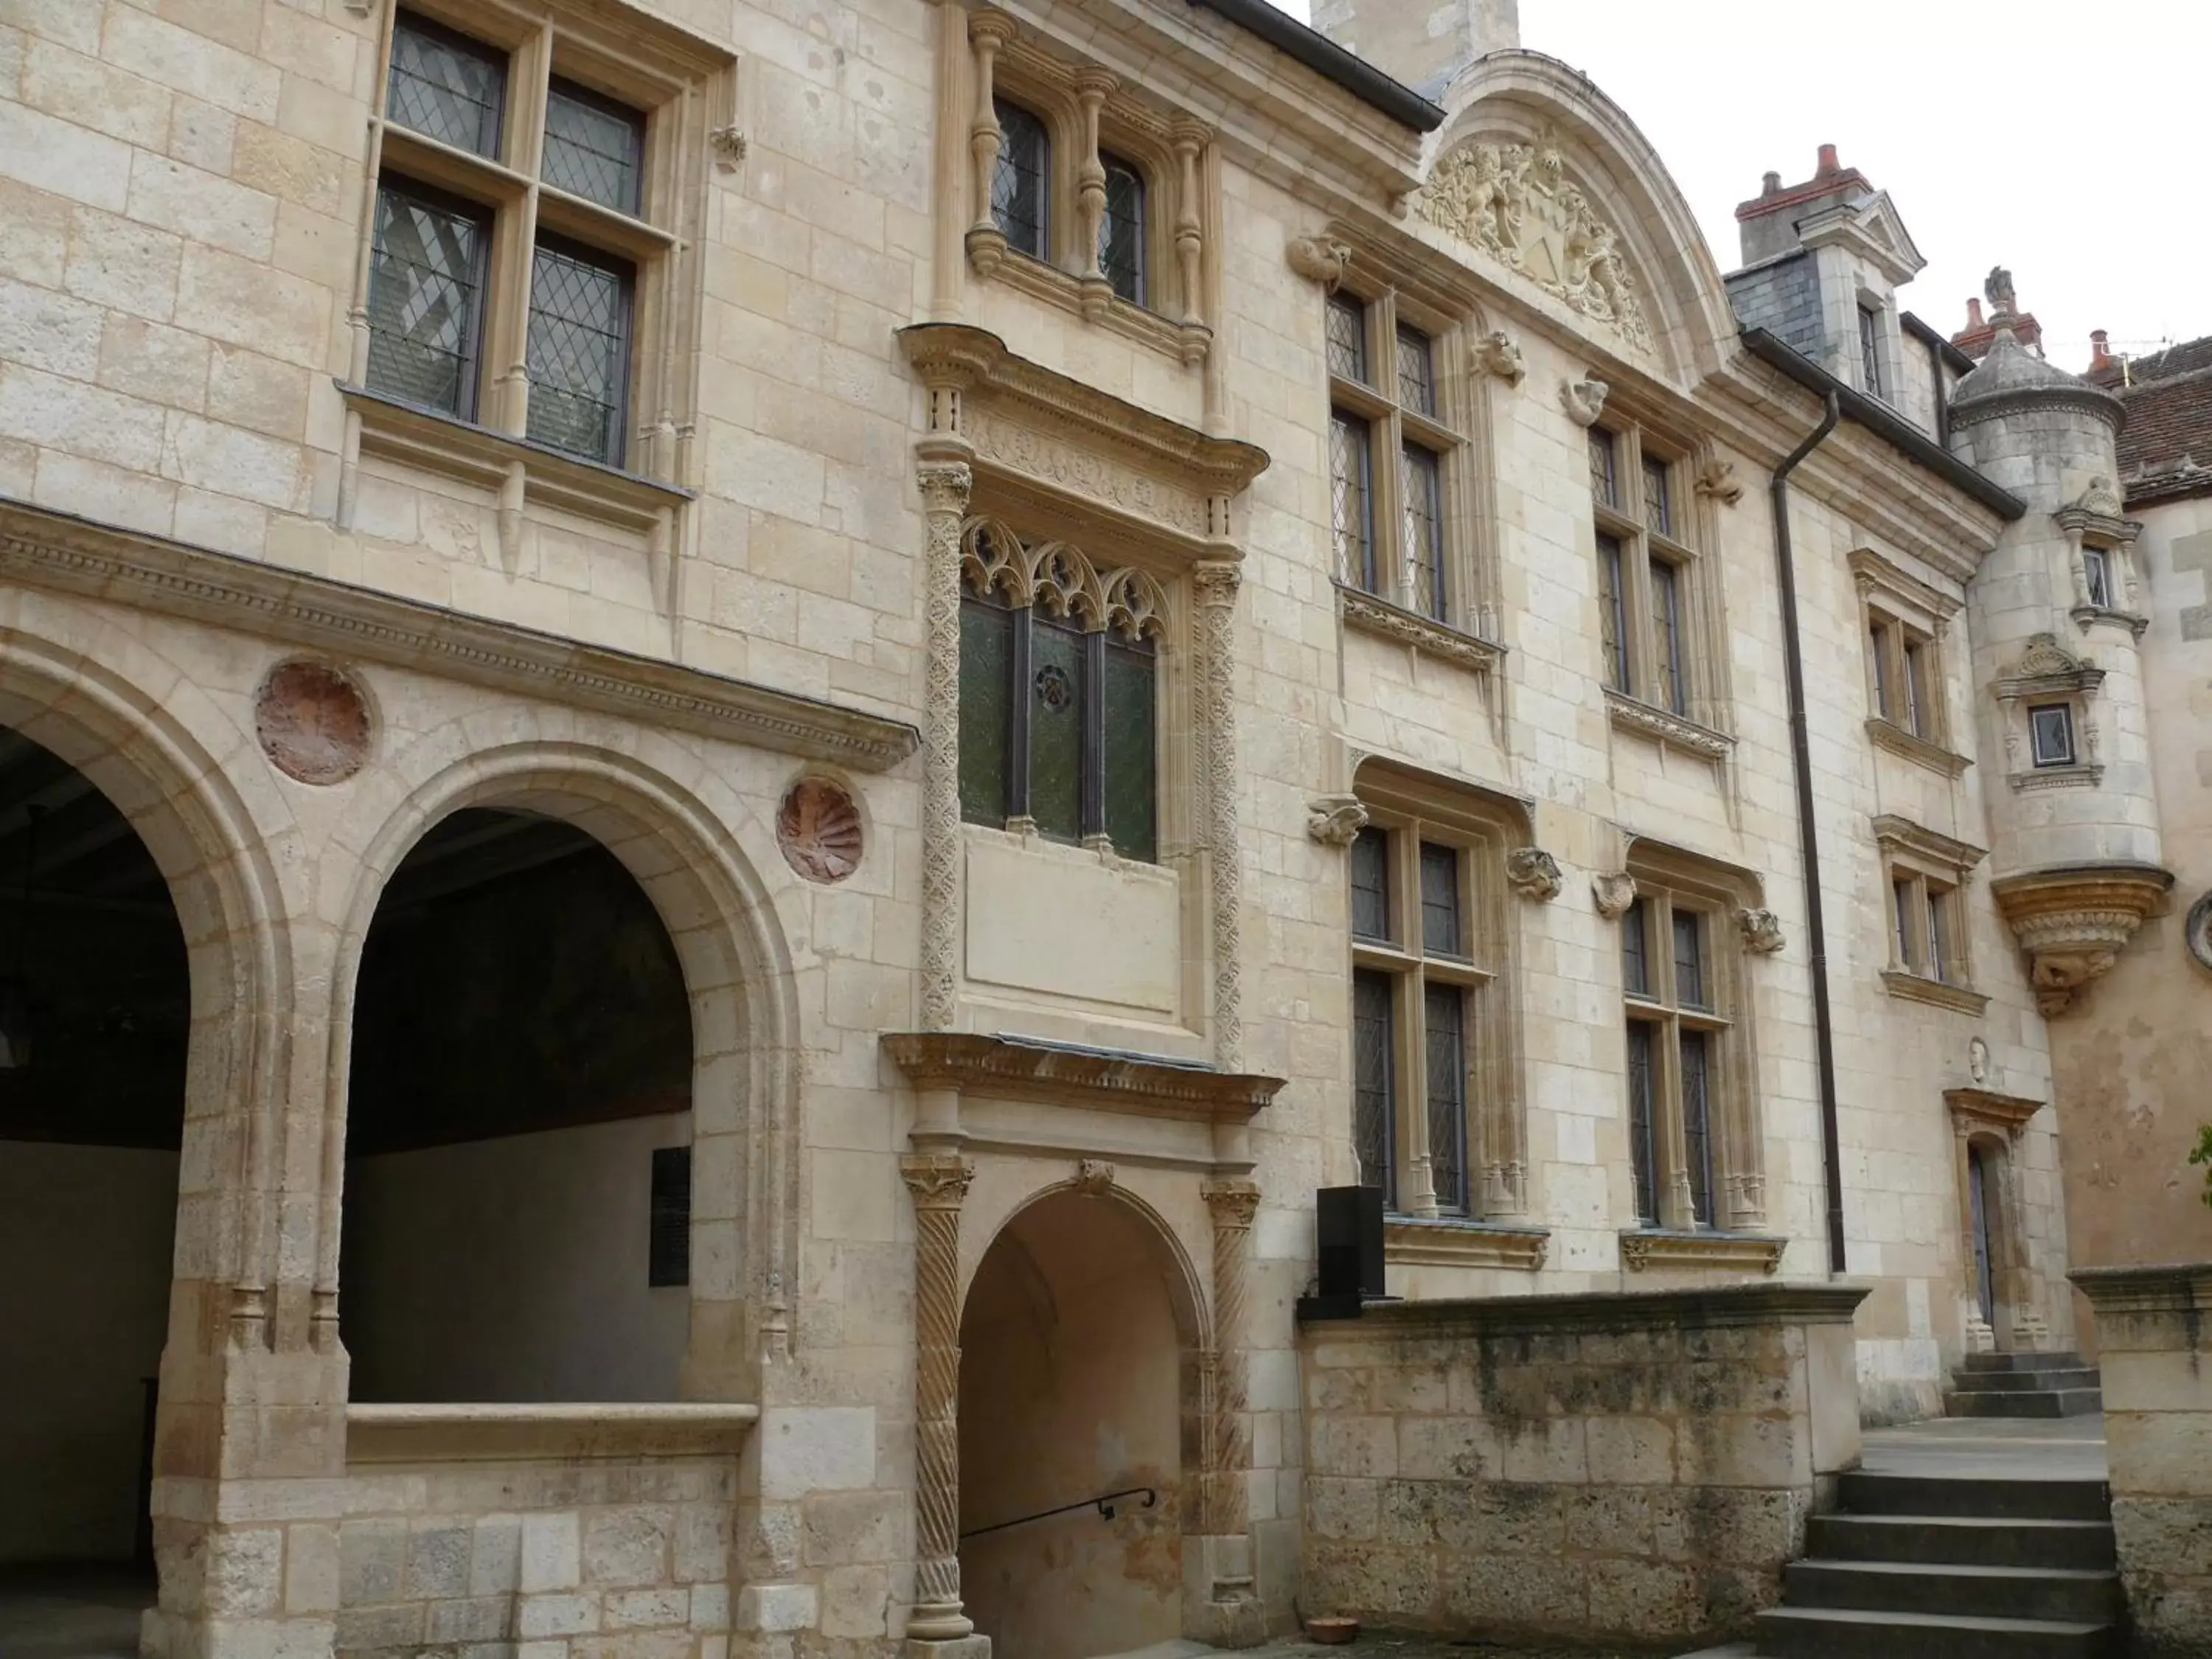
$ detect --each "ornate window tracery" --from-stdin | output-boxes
[956,519,1165,862]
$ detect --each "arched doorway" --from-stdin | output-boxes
[339,806,695,1401]
[958,1188,1201,1659]
[0,724,189,1644]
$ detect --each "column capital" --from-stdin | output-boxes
[916,459,973,516]
[902,1151,975,1211]
[1202,1178,1261,1231]
[1192,557,1242,603]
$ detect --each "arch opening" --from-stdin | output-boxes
[957,1188,1202,1659]
[0,723,190,1639]
[339,805,695,1402]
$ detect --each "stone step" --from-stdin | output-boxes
[1958,1350,2087,1373]
[1784,1559,2122,1624]
[1753,1606,2115,1659]
[1947,1366,2101,1394]
[1805,1514,2118,1571]
[1943,1385,2104,1419]
[1837,1472,2113,1521]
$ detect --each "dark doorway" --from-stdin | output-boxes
[1968,1143,1997,1331]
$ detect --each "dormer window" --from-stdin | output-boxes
[1859,303,1885,399]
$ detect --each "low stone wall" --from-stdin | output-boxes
[2071,1263,2212,1658]
[333,1405,752,1659]
[1298,1281,1866,1648]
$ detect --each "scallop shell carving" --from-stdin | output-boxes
[778,779,863,883]
[254,659,371,785]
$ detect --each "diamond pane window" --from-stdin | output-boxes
[1402,445,1445,620]
[1672,908,1706,1009]
[1103,636,1157,863]
[1352,969,1396,1203]
[1598,533,1630,692]
[386,12,506,157]
[1680,1029,1713,1225]
[543,78,645,215]
[992,100,1049,260]
[1326,295,1368,383]
[1396,325,1436,416]
[1028,618,1085,843]
[1651,557,1686,714]
[1099,153,1145,305]
[1350,827,1391,943]
[525,240,630,464]
[1626,1020,1658,1224]
[1643,456,1672,538]
[1424,984,1467,1213]
[1588,428,1618,508]
[959,594,1013,827]
[1331,411,1376,591]
[1419,841,1461,957]
[366,181,489,418]
[1621,896,1649,998]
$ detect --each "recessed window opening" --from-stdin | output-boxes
[2029,704,2076,768]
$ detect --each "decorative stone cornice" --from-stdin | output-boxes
[1605,689,1735,760]
[1299,1279,1866,1334]
[1991,862,2174,1015]
[1993,631,2104,701]
[346,1402,758,1464]
[2069,1260,2212,1318]
[2052,477,2140,547]
[1847,546,1961,621]
[1867,718,1972,778]
[1337,584,1503,675]
[0,498,919,770]
[1944,1087,2044,1138]
[1882,971,1992,1017]
[1871,815,1988,874]
[880,1032,1285,1124]
[1619,1229,1786,1276]
[1383,1217,1548,1270]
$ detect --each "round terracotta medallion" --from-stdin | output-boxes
[777,778,863,884]
[255,660,372,786]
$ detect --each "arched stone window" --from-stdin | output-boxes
[991,98,1050,262]
[957,519,1166,862]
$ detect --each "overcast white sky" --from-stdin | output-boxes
[1268,0,2210,372]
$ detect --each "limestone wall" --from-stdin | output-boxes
[2070,1264,2212,1657]
[1297,1284,1865,1646]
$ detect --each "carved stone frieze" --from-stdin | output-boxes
[1561,376,1610,428]
[1605,689,1735,759]
[1991,863,2174,1015]
[1286,235,1353,293]
[1592,871,1638,919]
[1621,1229,1784,1275]
[1475,330,1526,386]
[1413,133,1655,352]
[1737,907,1785,954]
[1994,630,2104,698]
[1307,794,1369,848]
[1506,846,1562,902]
[1338,585,1503,674]
[966,409,1211,536]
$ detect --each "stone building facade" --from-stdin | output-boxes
[0,0,2194,1654]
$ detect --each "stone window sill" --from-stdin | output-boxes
[1384,1215,1548,1270]
[1605,688,1733,760]
[346,1402,758,1464]
[969,236,1210,366]
[1337,582,1504,675]
[1881,968,1990,1015]
[1619,1228,1783,1275]
[1866,717,1971,778]
[2070,603,2149,640]
[2008,761,2104,793]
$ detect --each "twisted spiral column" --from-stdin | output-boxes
[917,462,973,1033]
[1194,560,1242,1068]
[902,1152,975,1638]
[1202,1178,1260,1543]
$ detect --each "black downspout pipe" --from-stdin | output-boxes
[1770,390,1846,1275]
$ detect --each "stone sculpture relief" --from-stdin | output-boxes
[255,659,372,785]
[1738,908,1786,954]
[1561,376,1610,428]
[1073,1159,1116,1195]
[1475,330,1526,386]
[1286,235,1354,294]
[1506,846,1562,902]
[1591,871,1638,919]
[1414,133,1655,352]
[1307,794,1369,847]
[1695,458,1745,506]
[776,778,863,883]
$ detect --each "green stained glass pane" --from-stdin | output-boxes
[959,599,1010,826]
[1028,619,1084,842]
[1104,639,1157,862]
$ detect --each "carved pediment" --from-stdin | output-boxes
[1412,131,1655,354]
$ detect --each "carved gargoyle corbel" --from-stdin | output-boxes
[1562,376,1610,428]
[1592,871,1637,919]
[1506,846,1562,902]
[1287,236,1354,295]
[709,126,749,170]
[1307,794,1369,847]
[1476,330,1526,386]
[1694,459,1744,507]
[1738,907,1785,954]
[1073,1159,1116,1195]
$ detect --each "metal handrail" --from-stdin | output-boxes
[959,1486,1158,1541]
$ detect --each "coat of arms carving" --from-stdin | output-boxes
[1415,133,1655,354]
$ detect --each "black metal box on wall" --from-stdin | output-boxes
[1299,1184,1385,1321]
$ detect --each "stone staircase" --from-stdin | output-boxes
[1748,1467,2121,1658]
[1944,1349,2104,1418]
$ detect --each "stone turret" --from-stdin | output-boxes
[1310,0,1519,101]
[1948,269,2172,1012]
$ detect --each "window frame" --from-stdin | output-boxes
[2028,703,2076,768]
[1858,302,1885,400]
[365,173,495,425]
[1849,549,1966,772]
[1097,148,1147,307]
[1588,420,1714,727]
[524,229,637,468]
[1873,814,1989,1010]
[990,95,1053,263]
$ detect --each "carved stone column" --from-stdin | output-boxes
[964,13,1015,274]
[1071,67,1116,318]
[1194,559,1242,1069]
[1201,1178,1259,1544]
[902,1152,976,1645]
[918,459,973,1033]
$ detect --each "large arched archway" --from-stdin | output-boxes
[957,1186,1206,1659]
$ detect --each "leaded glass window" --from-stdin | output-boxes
[526,239,631,465]
[1352,970,1396,1203]
[1621,896,1649,997]
[1860,304,1884,398]
[1350,827,1391,943]
[1588,428,1618,508]
[1620,872,1740,1234]
[1598,533,1630,692]
[1626,1020,1657,1224]
[992,100,1049,260]
[1927,887,1952,983]
[1903,638,1929,735]
[543,77,644,215]
[1402,444,1444,620]
[1642,456,1672,538]
[1419,841,1460,957]
[366,181,490,418]
[1672,909,1705,1009]
[386,12,506,158]
[1099,153,1145,305]
[1326,295,1368,383]
[954,521,1161,860]
[1424,984,1467,1214]
[1680,1029,1713,1225]
[1590,419,1713,724]
[1330,411,1377,592]
[1869,622,1893,720]
[1396,326,1435,416]
[1651,556,1685,714]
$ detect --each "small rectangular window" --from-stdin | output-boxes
[1401,444,1445,620]
[1621,896,1650,997]
[1352,969,1396,1204]
[1672,908,1705,1009]
[1349,826,1391,943]
[386,11,507,158]
[1396,325,1436,416]
[1651,557,1686,714]
[1419,841,1461,957]
[1642,456,1672,539]
[1903,639,1931,737]
[366,181,490,419]
[2083,547,2112,610]
[1423,984,1467,1214]
[543,77,646,216]
[1893,877,1916,970]
[1588,428,1618,509]
[1869,621,1893,721]
[1330,411,1377,591]
[1927,887,1952,984]
[1099,153,1146,305]
[1325,295,1368,383]
[1679,1029,1713,1226]
[992,100,1050,260]
[1860,305,1884,397]
[649,1144,690,1287]
[1625,1019,1658,1225]
[1598,533,1630,692]
[2030,704,2076,767]
[525,237,633,465]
